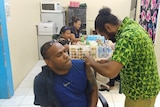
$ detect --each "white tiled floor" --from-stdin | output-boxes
[0,60,160,107]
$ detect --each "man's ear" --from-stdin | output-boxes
[45,59,53,67]
[104,23,112,32]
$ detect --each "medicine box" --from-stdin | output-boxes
[69,45,97,59]
[69,45,113,60]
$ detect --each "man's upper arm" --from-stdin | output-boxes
[107,60,123,78]
[85,65,98,107]
[85,65,97,87]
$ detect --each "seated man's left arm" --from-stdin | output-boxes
[86,65,98,107]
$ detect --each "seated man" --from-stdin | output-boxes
[33,40,98,107]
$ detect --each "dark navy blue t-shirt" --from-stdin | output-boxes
[53,60,88,107]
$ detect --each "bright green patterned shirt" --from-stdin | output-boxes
[112,17,160,100]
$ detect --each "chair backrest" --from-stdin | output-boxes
[98,92,109,107]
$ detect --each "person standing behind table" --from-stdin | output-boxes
[33,40,98,107]
[84,7,160,107]
[70,16,82,38]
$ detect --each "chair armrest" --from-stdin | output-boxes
[98,92,109,107]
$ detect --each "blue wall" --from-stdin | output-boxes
[0,0,14,98]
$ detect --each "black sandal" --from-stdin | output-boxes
[99,85,110,91]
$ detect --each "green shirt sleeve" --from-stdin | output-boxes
[112,37,133,67]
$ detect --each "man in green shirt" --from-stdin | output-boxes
[84,7,160,107]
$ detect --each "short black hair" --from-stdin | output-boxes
[40,40,58,59]
[40,41,51,59]
[95,7,119,32]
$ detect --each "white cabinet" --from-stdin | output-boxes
[41,11,65,34]
[37,22,57,60]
